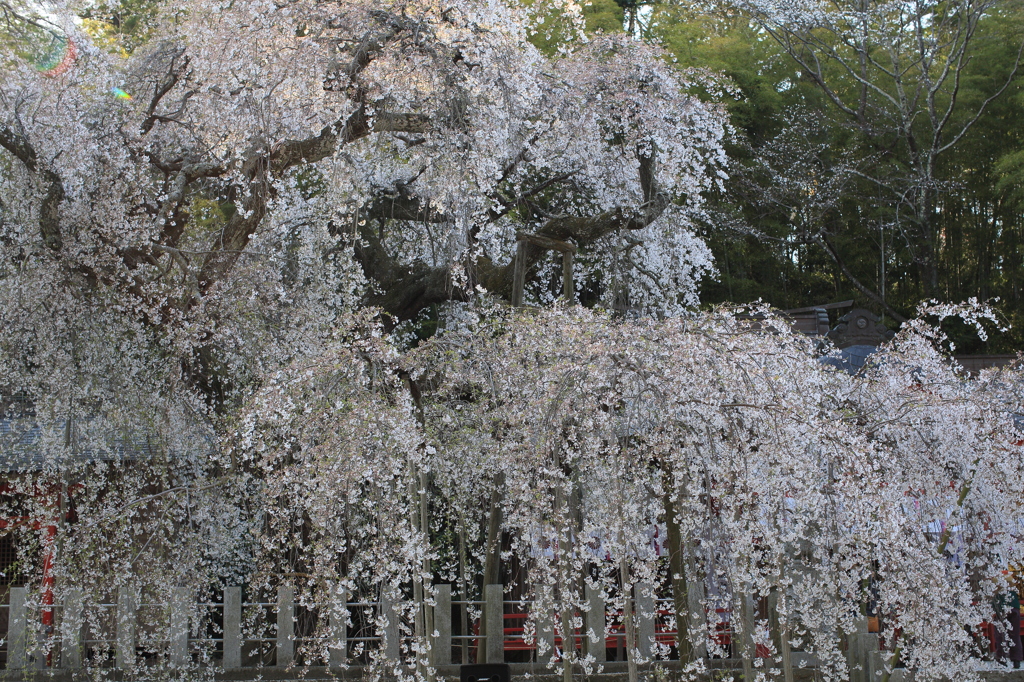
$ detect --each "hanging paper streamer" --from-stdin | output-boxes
[34,31,77,77]
[111,87,132,100]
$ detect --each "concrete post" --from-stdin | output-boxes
[432,584,451,667]
[223,586,242,669]
[276,585,294,667]
[485,584,504,664]
[61,588,83,669]
[636,582,655,659]
[585,584,606,662]
[869,651,911,682]
[329,586,349,667]
[869,651,886,682]
[116,586,136,670]
[169,586,189,668]
[562,252,574,300]
[8,586,28,669]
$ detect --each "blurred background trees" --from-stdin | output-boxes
[626,0,1024,351]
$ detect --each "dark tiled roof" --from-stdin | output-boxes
[818,344,879,375]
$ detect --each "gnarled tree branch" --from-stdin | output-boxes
[0,124,65,251]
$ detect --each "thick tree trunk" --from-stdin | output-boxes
[916,189,941,299]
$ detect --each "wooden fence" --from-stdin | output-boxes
[1,583,683,671]
[0,583,916,682]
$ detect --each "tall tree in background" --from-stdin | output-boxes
[936,4,1024,336]
[727,0,1024,320]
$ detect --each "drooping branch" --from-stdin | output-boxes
[478,190,669,299]
[352,221,469,319]
[351,150,671,318]
[194,14,433,295]
[268,109,429,176]
[511,149,665,246]
[0,124,65,251]
[0,124,35,170]
[364,189,448,224]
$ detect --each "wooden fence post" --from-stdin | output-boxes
[169,586,189,668]
[61,588,83,669]
[223,586,242,668]
[277,585,294,667]
[329,586,349,667]
[636,583,655,659]
[512,240,528,307]
[116,586,136,670]
[562,251,574,301]
[846,616,878,682]
[769,584,794,682]
[535,601,555,662]
[8,586,28,670]
[739,589,756,682]
[485,584,503,664]
[432,584,451,667]
[381,594,400,660]
[686,544,708,660]
[585,584,606,662]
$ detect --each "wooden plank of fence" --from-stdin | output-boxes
[223,586,241,668]
[329,587,349,667]
[8,586,27,670]
[485,584,503,664]
[536,602,555,661]
[433,584,451,667]
[116,586,136,670]
[382,595,400,660]
[60,588,82,669]
[169,586,189,668]
[636,583,655,659]
[585,584,605,662]
[277,585,294,667]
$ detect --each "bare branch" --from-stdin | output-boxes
[140,47,192,135]
[812,231,907,323]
